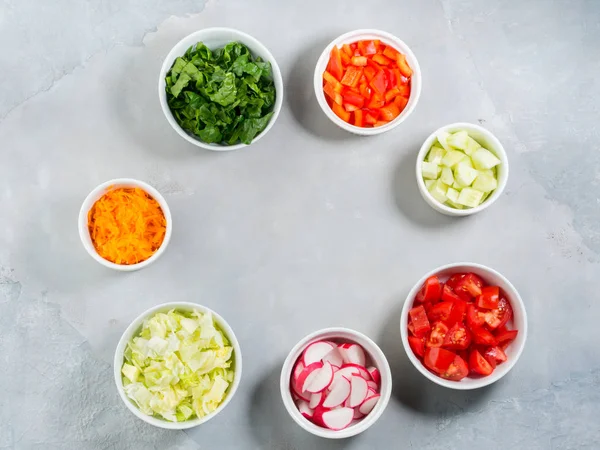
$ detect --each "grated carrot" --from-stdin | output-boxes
[88,187,166,265]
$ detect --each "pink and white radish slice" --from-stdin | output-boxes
[296,400,314,419]
[342,363,371,381]
[348,375,369,408]
[332,366,361,385]
[367,380,378,392]
[358,394,380,415]
[339,343,366,366]
[303,341,335,366]
[309,392,324,409]
[367,366,380,385]
[293,362,322,401]
[322,376,351,408]
[302,361,334,393]
[321,346,343,368]
[320,407,354,431]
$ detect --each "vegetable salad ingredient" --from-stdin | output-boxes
[422,130,501,208]
[291,340,381,430]
[322,40,412,128]
[122,309,235,422]
[88,187,166,265]
[407,273,519,381]
[165,42,276,145]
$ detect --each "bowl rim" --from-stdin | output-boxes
[415,122,509,216]
[279,327,392,439]
[158,26,284,151]
[399,262,528,390]
[313,28,422,136]
[113,301,243,429]
[78,178,172,271]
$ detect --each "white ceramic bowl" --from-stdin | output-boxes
[314,29,421,136]
[114,302,242,429]
[400,262,527,390]
[78,178,172,271]
[280,327,392,439]
[158,27,284,151]
[416,122,509,216]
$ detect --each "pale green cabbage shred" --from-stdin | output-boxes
[121,309,235,422]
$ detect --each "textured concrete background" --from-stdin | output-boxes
[1,0,599,449]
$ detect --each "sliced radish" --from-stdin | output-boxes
[342,363,371,380]
[367,387,377,397]
[311,405,330,427]
[349,419,362,427]
[341,344,366,366]
[322,376,351,408]
[332,366,361,385]
[367,380,378,392]
[353,408,365,420]
[309,392,323,409]
[296,400,314,419]
[321,407,354,430]
[322,346,343,368]
[303,361,334,393]
[293,362,322,401]
[367,366,381,385]
[293,361,305,381]
[303,341,335,366]
[348,375,369,408]
[358,394,380,415]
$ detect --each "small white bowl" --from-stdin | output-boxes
[400,262,528,390]
[280,327,392,439]
[114,302,242,429]
[78,178,172,271]
[158,27,284,151]
[313,29,422,136]
[416,122,509,216]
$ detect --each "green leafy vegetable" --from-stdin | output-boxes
[122,309,235,422]
[165,41,276,145]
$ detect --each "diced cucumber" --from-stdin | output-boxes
[427,146,446,164]
[472,172,498,192]
[422,161,441,179]
[440,166,454,185]
[441,150,466,168]
[464,135,482,156]
[436,131,452,151]
[471,148,501,170]
[446,187,460,204]
[447,131,469,150]
[428,180,449,204]
[425,179,435,189]
[459,155,474,168]
[479,169,494,177]
[457,187,484,208]
[452,181,462,190]
[454,162,479,187]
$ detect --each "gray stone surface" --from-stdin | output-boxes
[1,0,599,449]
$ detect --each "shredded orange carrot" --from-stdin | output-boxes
[88,187,166,265]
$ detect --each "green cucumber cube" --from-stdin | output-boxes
[446,187,460,203]
[447,131,469,150]
[427,146,446,164]
[472,172,498,192]
[441,150,466,168]
[422,161,441,179]
[425,179,435,189]
[440,166,454,185]
[428,180,449,204]
[457,187,484,208]
[454,162,479,187]
[436,131,452,151]
[471,147,501,170]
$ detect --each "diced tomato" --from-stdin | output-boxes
[342,90,365,108]
[441,355,469,381]
[358,40,377,56]
[424,347,456,374]
[485,297,513,329]
[372,54,392,65]
[408,336,426,358]
[383,45,400,61]
[393,95,408,112]
[442,322,471,350]
[384,88,401,103]
[374,120,389,127]
[331,102,351,122]
[495,329,518,345]
[398,84,411,97]
[342,43,353,57]
[364,111,378,125]
[454,273,484,300]
[446,274,466,290]
[369,70,388,95]
[446,299,468,326]
[344,103,359,112]
[407,321,415,336]
[328,46,344,81]
[379,103,400,121]
[426,321,449,348]
[353,109,364,127]
[483,346,507,365]
[469,350,494,376]
[471,327,497,346]
[427,301,453,323]
[351,56,368,66]
[367,94,385,109]
[341,66,362,88]
[441,284,462,303]
[359,83,372,100]
[476,286,500,309]
[409,305,431,338]
[466,304,486,331]
[396,53,413,77]
[415,275,443,304]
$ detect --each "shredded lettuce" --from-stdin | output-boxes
[122,309,234,422]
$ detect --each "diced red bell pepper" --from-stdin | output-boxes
[328,46,344,81]
[332,101,351,122]
[323,82,337,101]
[359,83,372,100]
[354,109,364,127]
[333,92,343,105]
[383,45,400,61]
[364,111,378,125]
[374,120,389,127]
[351,56,368,66]
[341,66,362,88]
[358,40,377,56]
[396,53,413,77]
[340,51,350,65]
[367,93,385,109]
[398,84,411,97]
[384,88,401,103]
[394,95,408,112]
[379,103,400,121]
[369,70,387,95]
[342,90,365,108]
[344,103,359,112]
[363,66,377,81]
[372,54,392,65]
[342,43,353,57]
